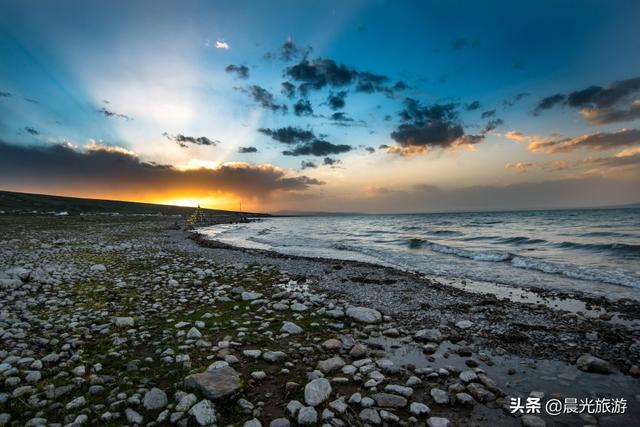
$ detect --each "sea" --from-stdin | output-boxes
[197,208,640,300]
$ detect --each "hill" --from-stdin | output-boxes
[0,190,267,217]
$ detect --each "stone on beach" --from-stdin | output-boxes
[346,306,382,323]
[184,366,242,399]
[304,378,332,406]
[576,354,615,374]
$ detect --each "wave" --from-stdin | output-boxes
[557,241,640,255]
[579,231,636,238]
[428,229,463,237]
[423,241,513,262]
[511,256,640,288]
[496,236,548,245]
[408,238,425,249]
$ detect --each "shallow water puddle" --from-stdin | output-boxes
[368,336,640,425]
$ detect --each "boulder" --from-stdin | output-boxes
[346,307,382,323]
[184,366,242,400]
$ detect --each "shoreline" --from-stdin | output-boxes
[189,230,640,327]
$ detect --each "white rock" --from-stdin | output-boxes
[143,387,168,410]
[297,406,318,425]
[281,321,303,334]
[113,317,134,327]
[189,399,217,425]
[305,378,332,406]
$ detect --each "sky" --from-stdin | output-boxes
[1,0,639,213]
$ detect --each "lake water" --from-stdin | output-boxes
[197,208,640,300]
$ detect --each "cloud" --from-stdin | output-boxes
[215,40,230,49]
[258,126,315,144]
[465,101,481,111]
[238,146,258,153]
[505,128,640,154]
[386,98,483,156]
[99,107,132,120]
[323,157,341,166]
[355,71,389,94]
[481,110,496,118]
[533,77,640,124]
[532,94,565,116]
[579,100,640,125]
[282,140,352,157]
[364,146,375,153]
[1,91,13,97]
[505,161,535,172]
[483,118,504,133]
[225,64,249,79]
[265,37,312,61]
[163,132,220,148]
[238,85,287,112]
[284,57,397,96]
[327,91,347,110]
[24,127,39,136]
[281,82,296,98]
[24,98,39,104]
[293,99,313,116]
[300,160,317,169]
[0,140,322,201]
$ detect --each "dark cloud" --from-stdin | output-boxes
[238,146,258,153]
[293,99,313,116]
[483,118,504,133]
[480,110,496,118]
[533,77,640,123]
[225,64,250,79]
[392,81,409,91]
[238,85,287,112]
[323,157,341,166]
[567,77,640,109]
[355,71,389,94]
[465,101,481,111]
[258,126,315,144]
[300,160,317,169]
[387,98,483,155]
[503,92,530,108]
[162,133,219,148]
[285,57,398,96]
[281,82,296,99]
[327,91,347,110]
[364,147,375,154]
[99,107,131,120]
[581,102,640,124]
[265,38,312,62]
[0,91,11,97]
[0,141,323,199]
[532,94,565,116]
[512,60,525,70]
[282,140,352,157]
[24,98,39,104]
[24,127,39,136]
[330,112,353,122]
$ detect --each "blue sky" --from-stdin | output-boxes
[1,0,639,212]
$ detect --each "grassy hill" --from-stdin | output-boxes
[0,190,267,217]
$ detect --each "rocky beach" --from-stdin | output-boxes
[1,215,639,426]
